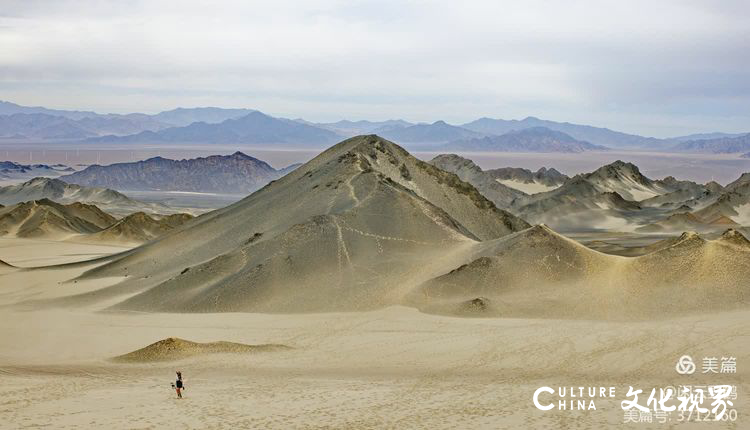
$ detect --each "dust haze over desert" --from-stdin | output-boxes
[1,1,749,429]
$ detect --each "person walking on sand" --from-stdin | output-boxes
[171,371,185,398]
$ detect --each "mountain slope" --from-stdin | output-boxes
[413,226,750,319]
[726,173,750,191]
[86,212,194,244]
[693,182,750,226]
[62,152,288,194]
[0,199,116,239]
[582,161,672,201]
[64,135,529,312]
[429,154,526,209]
[510,161,675,231]
[0,199,193,242]
[486,166,568,194]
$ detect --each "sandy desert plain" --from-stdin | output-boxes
[1,137,749,429]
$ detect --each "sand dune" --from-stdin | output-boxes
[6,136,749,321]
[415,226,750,319]
[0,257,15,274]
[636,211,738,233]
[584,235,686,257]
[112,337,291,362]
[85,212,194,244]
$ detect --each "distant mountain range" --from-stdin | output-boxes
[0,113,170,139]
[62,151,298,194]
[377,120,483,144]
[668,132,747,142]
[444,127,608,152]
[1,100,748,152]
[312,119,413,136]
[151,107,259,127]
[669,133,750,153]
[460,116,666,149]
[86,111,342,146]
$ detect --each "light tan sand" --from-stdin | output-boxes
[0,238,747,429]
[0,307,747,429]
[0,237,132,267]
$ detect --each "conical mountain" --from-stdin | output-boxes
[72,135,528,312]
[718,228,750,248]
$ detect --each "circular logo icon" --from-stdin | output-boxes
[675,355,696,375]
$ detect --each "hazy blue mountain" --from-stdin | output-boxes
[379,120,482,143]
[314,119,413,136]
[669,132,747,142]
[461,116,664,148]
[0,113,95,139]
[74,114,170,135]
[152,107,259,127]
[0,112,169,139]
[670,133,750,153]
[445,127,608,152]
[62,151,297,193]
[0,100,99,120]
[86,111,343,146]
[0,102,260,136]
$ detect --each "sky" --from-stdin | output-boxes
[0,0,748,138]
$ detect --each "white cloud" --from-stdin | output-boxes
[0,0,748,137]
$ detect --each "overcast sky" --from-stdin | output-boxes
[0,0,748,137]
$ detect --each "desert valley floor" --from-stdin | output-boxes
[1,238,748,429]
